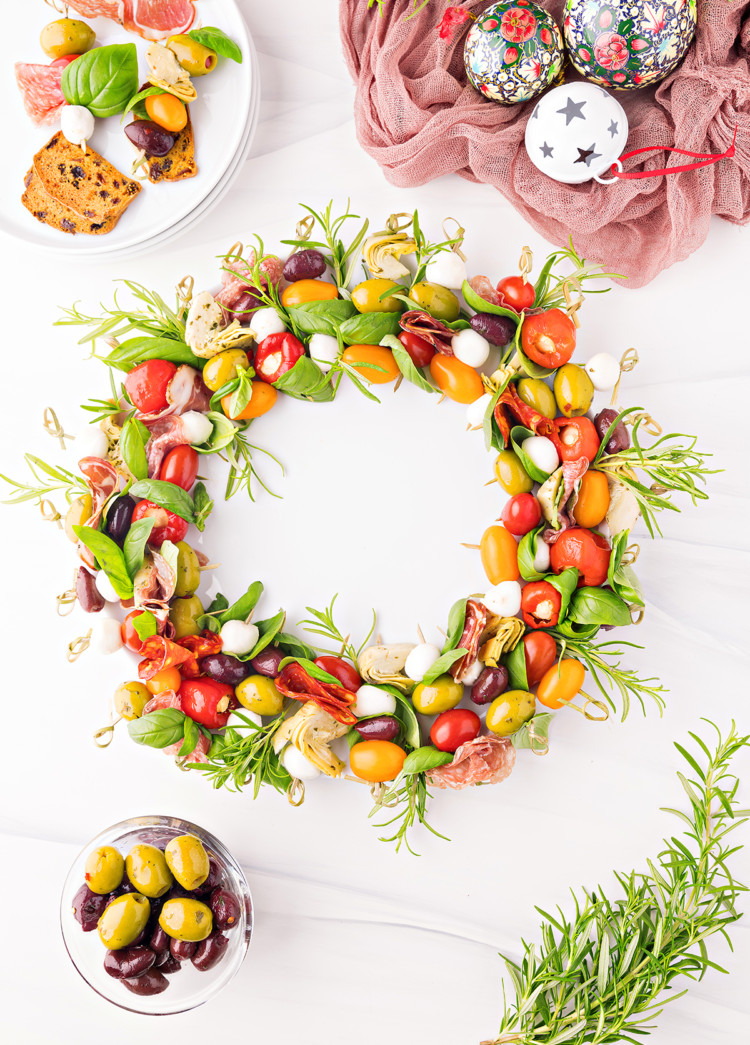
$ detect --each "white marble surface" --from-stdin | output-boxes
[1,2,750,1042]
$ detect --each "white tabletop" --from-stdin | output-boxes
[1,2,749,1043]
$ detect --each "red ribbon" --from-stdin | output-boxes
[610,125,737,180]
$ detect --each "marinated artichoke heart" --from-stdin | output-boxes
[362,232,416,280]
[185,292,253,358]
[479,616,524,667]
[606,475,641,535]
[273,703,349,777]
[145,43,197,102]
[358,643,416,693]
[537,466,565,528]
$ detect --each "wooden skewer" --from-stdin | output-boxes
[485,478,498,486]
[416,624,426,644]
[461,542,480,550]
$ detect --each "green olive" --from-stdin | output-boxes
[169,595,204,639]
[64,494,93,543]
[202,349,250,393]
[84,846,124,895]
[411,675,463,715]
[125,844,173,898]
[174,542,201,598]
[494,450,533,495]
[235,675,284,716]
[167,34,218,77]
[351,279,403,314]
[553,364,594,418]
[517,377,556,420]
[159,898,213,942]
[98,893,150,950]
[410,282,460,322]
[165,834,210,890]
[486,689,535,737]
[113,681,151,721]
[40,19,95,60]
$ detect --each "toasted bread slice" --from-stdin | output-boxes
[32,132,140,224]
[21,167,118,235]
[144,109,197,183]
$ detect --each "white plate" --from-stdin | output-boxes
[1,0,256,256]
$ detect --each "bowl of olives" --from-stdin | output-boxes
[60,815,253,1014]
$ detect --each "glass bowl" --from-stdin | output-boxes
[60,815,253,1014]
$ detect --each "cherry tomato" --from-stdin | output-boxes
[523,631,558,686]
[501,493,542,536]
[521,309,576,369]
[349,740,406,783]
[221,381,277,420]
[131,499,189,547]
[145,667,182,696]
[429,354,484,404]
[496,276,535,313]
[178,678,233,730]
[121,610,147,653]
[50,54,81,68]
[398,330,435,369]
[480,524,519,585]
[158,445,199,491]
[124,359,177,414]
[145,92,187,133]
[572,470,610,528]
[550,528,611,587]
[341,345,400,384]
[254,333,305,384]
[430,708,481,753]
[281,279,338,308]
[537,659,586,710]
[558,417,600,463]
[521,581,562,628]
[314,656,361,693]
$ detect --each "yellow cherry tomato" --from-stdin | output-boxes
[341,344,400,384]
[349,740,406,783]
[537,659,586,709]
[429,355,484,404]
[494,449,533,495]
[146,667,182,696]
[486,690,535,736]
[281,279,338,307]
[221,381,277,420]
[145,92,187,133]
[571,470,610,528]
[480,524,520,585]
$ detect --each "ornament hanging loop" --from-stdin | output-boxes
[442,217,467,261]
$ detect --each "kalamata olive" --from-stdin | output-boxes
[193,858,222,896]
[159,955,181,975]
[594,408,630,455]
[199,652,251,687]
[283,249,326,282]
[210,888,241,931]
[170,938,197,961]
[76,567,104,614]
[470,312,516,347]
[149,925,169,954]
[222,287,264,326]
[125,120,175,157]
[249,647,284,678]
[470,666,509,705]
[354,715,400,742]
[167,884,192,901]
[192,931,229,972]
[103,945,156,980]
[72,883,108,932]
[121,969,169,996]
[105,495,136,545]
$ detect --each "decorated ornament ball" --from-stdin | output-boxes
[464,0,565,106]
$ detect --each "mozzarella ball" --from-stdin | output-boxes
[308,333,340,372]
[61,104,95,148]
[352,684,397,718]
[250,307,287,341]
[404,642,442,682]
[91,618,124,655]
[452,328,490,368]
[460,658,484,685]
[219,620,259,657]
[226,709,262,730]
[533,536,551,573]
[75,425,109,460]
[466,392,492,429]
[522,435,559,475]
[584,353,621,392]
[181,410,214,446]
[95,571,121,603]
[482,581,522,617]
[425,252,468,289]
[281,745,321,781]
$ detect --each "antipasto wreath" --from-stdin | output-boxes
[2,202,713,852]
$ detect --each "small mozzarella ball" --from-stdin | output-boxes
[533,536,551,573]
[91,618,123,655]
[482,581,522,618]
[61,104,95,148]
[181,410,214,446]
[281,744,321,781]
[425,252,468,289]
[75,425,109,460]
[584,353,621,392]
[522,435,559,475]
[219,620,259,657]
[352,684,397,718]
[460,658,484,685]
[226,709,262,730]
[404,642,442,682]
[452,328,490,368]
[308,333,340,372]
[250,307,286,341]
[95,571,121,603]
[466,392,492,429]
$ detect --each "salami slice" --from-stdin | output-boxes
[450,598,488,682]
[125,0,197,40]
[426,735,516,790]
[15,62,65,126]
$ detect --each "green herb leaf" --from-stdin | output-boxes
[179,717,200,758]
[339,311,402,345]
[402,746,452,775]
[483,383,505,453]
[188,26,243,63]
[227,367,255,419]
[106,336,200,372]
[194,411,237,454]
[569,587,632,627]
[245,610,286,660]
[128,479,195,523]
[219,582,264,625]
[61,43,139,117]
[123,85,164,116]
[122,517,154,579]
[73,525,134,599]
[422,648,466,686]
[517,525,545,582]
[383,334,436,393]
[547,567,579,621]
[511,426,553,484]
[504,639,529,691]
[128,708,187,748]
[120,418,148,481]
[132,610,158,642]
[277,657,342,687]
[377,685,421,750]
[553,617,600,641]
[442,598,468,653]
[511,711,554,751]
[276,632,317,662]
[192,482,213,533]
[196,593,229,632]
[286,299,356,337]
[461,279,519,321]
[274,356,334,402]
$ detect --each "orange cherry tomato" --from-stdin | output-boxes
[349,740,406,783]
[572,470,610,528]
[537,659,586,709]
[479,524,519,584]
[429,354,484,404]
[523,631,558,686]
[521,309,576,369]
[146,667,182,696]
[341,344,400,384]
[281,279,338,307]
[221,381,277,421]
[145,92,187,133]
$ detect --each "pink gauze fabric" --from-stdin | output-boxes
[340,0,750,286]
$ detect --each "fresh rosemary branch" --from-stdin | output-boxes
[533,240,622,311]
[220,237,288,316]
[221,425,285,501]
[281,200,370,292]
[553,633,666,721]
[298,594,376,665]
[0,454,88,507]
[410,210,465,286]
[56,280,187,345]
[370,771,449,855]
[485,721,749,1045]
[189,713,291,798]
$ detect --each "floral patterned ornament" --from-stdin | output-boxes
[464,0,565,106]
[564,0,697,89]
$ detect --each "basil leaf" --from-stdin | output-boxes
[504,639,529,691]
[133,610,158,642]
[518,526,546,582]
[61,43,139,117]
[569,587,632,627]
[159,539,179,585]
[512,712,554,752]
[377,685,421,750]
[106,337,200,371]
[347,728,362,751]
[128,708,186,748]
[123,517,154,578]
[218,581,264,625]
[179,717,200,758]
[403,746,452,775]
[553,619,600,641]
[516,339,556,380]
[276,632,317,661]
[227,367,255,419]
[188,26,243,63]
[422,648,466,686]
[195,411,237,454]
[483,383,505,453]
[129,479,195,523]
[196,592,230,632]
[286,299,356,337]
[73,525,133,599]
[611,564,645,608]
[244,610,286,660]
[123,85,164,116]
[461,279,519,321]
[547,568,579,621]
[209,377,239,413]
[442,598,468,653]
[274,356,334,402]
[277,657,342,687]
[120,418,148,481]
[339,311,402,345]
[193,482,213,533]
[382,335,436,394]
[511,426,552,484]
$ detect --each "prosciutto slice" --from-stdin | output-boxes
[136,365,210,423]
[78,457,119,529]
[143,415,191,476]
[133,551,177,633]
[68,1,196,40]
[449,599,488,683]
[427,735,516,790]
[543,458,590,545]
[15,62,65,126]
[215,253,284,324]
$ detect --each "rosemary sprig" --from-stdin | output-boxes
[534,240,622,311]
[221,424,285,501]
[56,279,187,345]
[281,200,370,292]
[298,593,376,665]
[370,771,449,855]
[220,237,288,317]
[485,721,749,1045]
[189,713,291,797]
[0,454,88,507]
[553,633,667,721]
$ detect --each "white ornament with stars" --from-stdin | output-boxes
[524,82,629,185]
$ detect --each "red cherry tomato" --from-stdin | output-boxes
[50,55,81,68]
[430,709,481,753]
[501,493,542,536]
[158,445,199,491]
[520,581,562,629]
[131,499,189,547]
[550,528,611,587]
[254,332,305,384]
[557,417,600,463]
[179,679,233,730]
[314,656,361,693]
[397,330,435,369]
[496,276,535,313]
[121,609,147,653]
[521,309,576,369]
[523,631,558,686]
[124,359,177,414]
